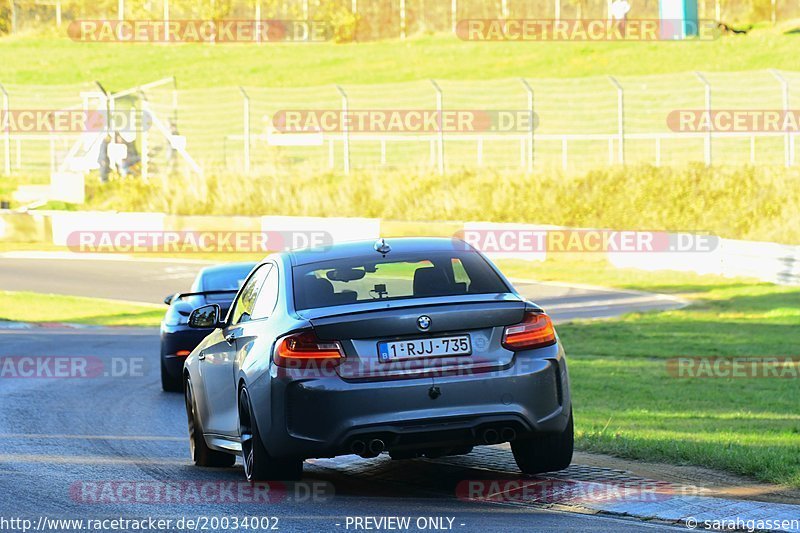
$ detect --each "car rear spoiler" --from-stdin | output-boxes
[164,290,239,305]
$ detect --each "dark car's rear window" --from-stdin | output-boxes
[201,264,255,291]
[292,251,509,310]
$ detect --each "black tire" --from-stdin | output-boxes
[161,356,182,392]
[511,409,574,475]
[238,386,303,482]
[185,377,236,468]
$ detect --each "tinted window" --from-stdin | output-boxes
[201,264,256,291]
[230,264,271,324]
[292,251,508,310]
[251,265,279,320]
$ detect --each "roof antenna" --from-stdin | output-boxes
[374,238,391,256]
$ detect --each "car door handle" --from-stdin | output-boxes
[225,332,238,344]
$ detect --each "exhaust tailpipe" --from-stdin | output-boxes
[482,428,500,444]
[368,439,385,455]
[350,440,366,455]
[501,427,517,442]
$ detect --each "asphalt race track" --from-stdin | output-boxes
[0,253,685,322]
[0,254,685,532]
[0,326,682,532]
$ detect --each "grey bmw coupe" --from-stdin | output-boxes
[183,237,573,481]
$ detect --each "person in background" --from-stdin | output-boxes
[118,131,140,177]
[167,120,180,174]
[97,133,111,183]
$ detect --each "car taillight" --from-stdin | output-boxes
[502,312,557,351]
[274,330,344,368]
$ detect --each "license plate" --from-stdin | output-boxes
[378,335,471,362]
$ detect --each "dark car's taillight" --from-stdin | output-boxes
[502,312,557,351]
[274,330,344,368]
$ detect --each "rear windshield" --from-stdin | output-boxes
[201,264,254,291]
[292,251,509,310]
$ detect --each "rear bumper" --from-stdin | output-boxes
[254,343,570,459]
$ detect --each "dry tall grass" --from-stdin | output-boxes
[85,164,800,244]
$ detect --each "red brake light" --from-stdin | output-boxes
[502,312,557,351]
[274,330,344,368]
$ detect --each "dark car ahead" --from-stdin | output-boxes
[183,238,572,481]
[160,261,257,391]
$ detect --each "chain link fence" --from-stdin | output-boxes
[2,69,800,181]
[233,71,798,174]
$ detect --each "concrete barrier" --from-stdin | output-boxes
[164,214,262,233]
[261,215,380,248]
[48,211,166,246]
[1,210,798,285]
[610,236,800,285]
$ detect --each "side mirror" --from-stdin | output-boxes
[188,304,223,329]
[164,294,175,305]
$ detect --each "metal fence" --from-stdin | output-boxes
[5,0,797,37]
[230,70,800,174]
[3,69,800,181]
